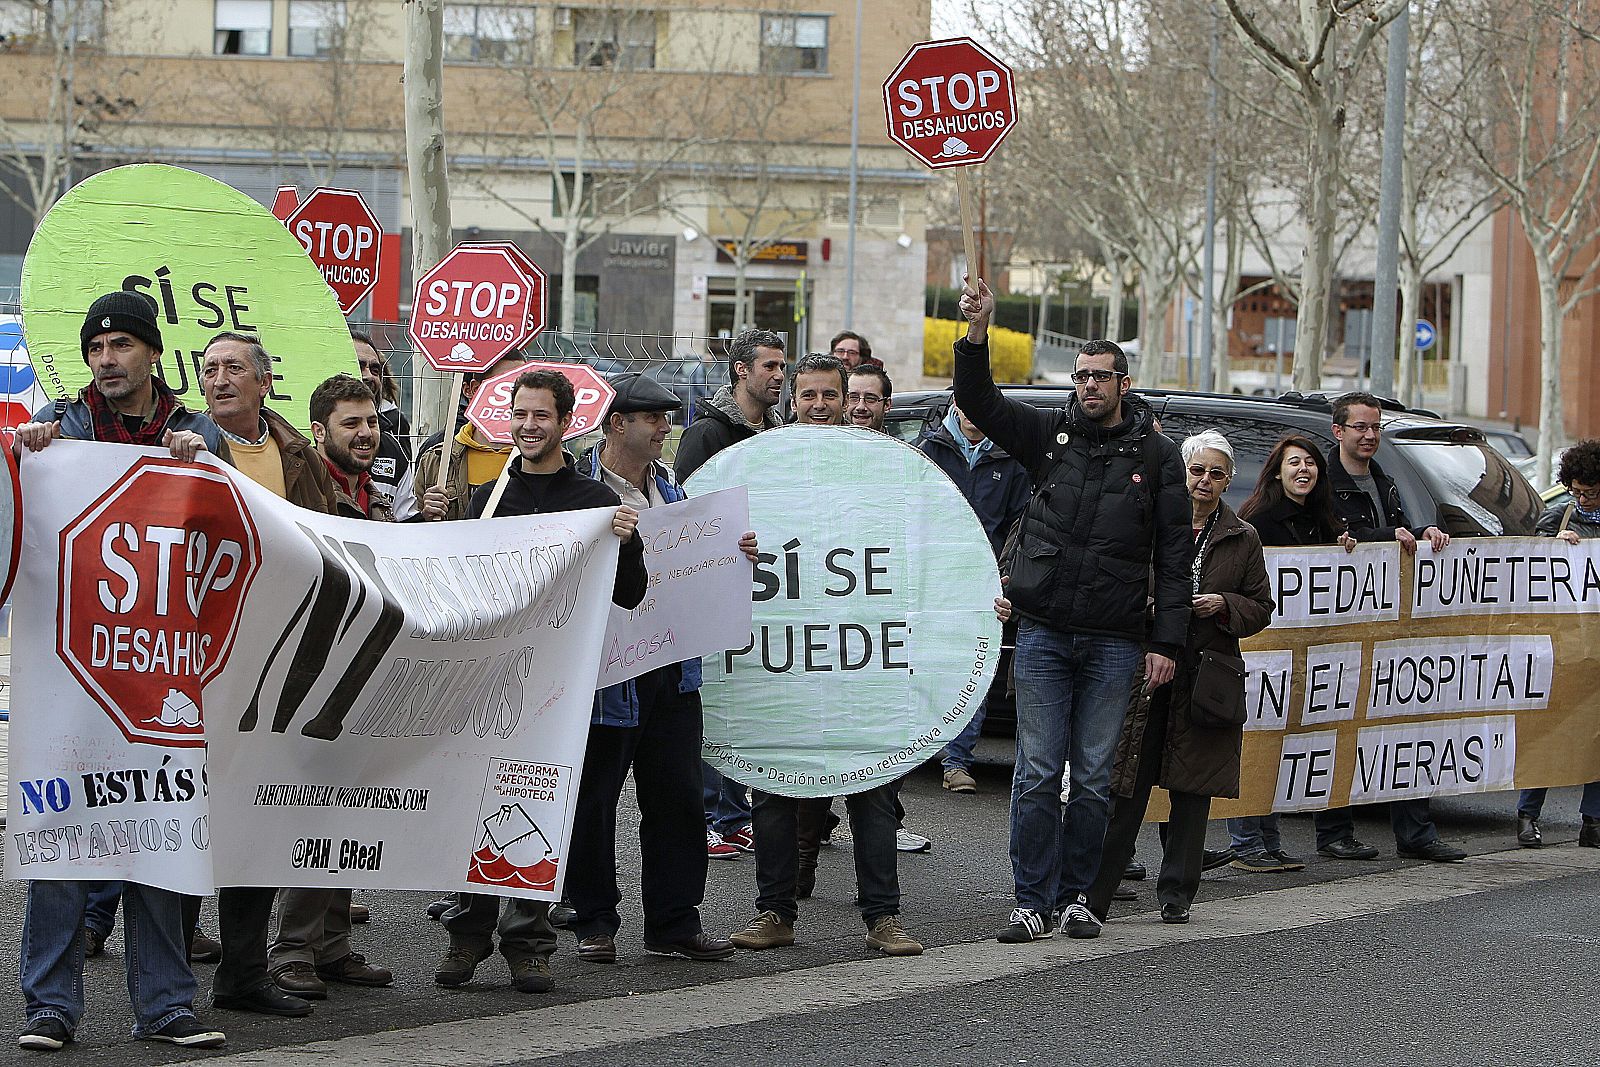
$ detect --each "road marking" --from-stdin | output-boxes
[189,847,1600,1066]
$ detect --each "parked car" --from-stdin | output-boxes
[888,386,1544,733]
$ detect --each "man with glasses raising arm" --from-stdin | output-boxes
[1320,391,1464,863]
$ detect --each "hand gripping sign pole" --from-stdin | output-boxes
[883,38,1017,287]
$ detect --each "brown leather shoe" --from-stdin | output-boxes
[316,953,392,987]
[577,935,617,963]
[270,961,328,1000]
[645,931,737,961]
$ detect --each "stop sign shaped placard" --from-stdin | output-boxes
[58,459,261,747]
[466,360,616,444]
[410,246,540,373]
[883,37,1017,169]
[286,188,383,315]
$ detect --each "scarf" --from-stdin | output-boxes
[83,375,180,446]
[944,409,993,469]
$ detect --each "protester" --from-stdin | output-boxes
[1088,431,1273,925]
[432,368,647,995]
[674,328,789,859]
[14,291,228,1051]
[1516,439,1600,849]
[790,351,846,425]
[352,335,411,457]
[845,363,893,432]
[567,373,758,965]
[261,373,402,1000]
[1319,392,1465,863]
[954,277,1190,944]
[196,332,342,1019]
[829,330,882,371]
[351,332,417,519]
[1226,435,1354,872]
[412,351,525,521]
[918,401,1030,795]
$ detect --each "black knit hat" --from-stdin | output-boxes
[81,290,163,360]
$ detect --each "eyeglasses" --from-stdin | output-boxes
[1187,464,1230,482]
[1339,421,1382,435]
[846,392,885,405]
[1070,369,1125,384]
[831,347,860,357]
[1569,484,1600,503]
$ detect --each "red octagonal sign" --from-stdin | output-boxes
[883,37,1017,169]
[410,246,542,374]
[286,187,383,315]
[57,459,261,747]
[466,360,616,444]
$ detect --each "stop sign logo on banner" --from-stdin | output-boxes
[409,246,542,373]
[285,188,383,315]
[466,360,616,444]
[57,458,261,747]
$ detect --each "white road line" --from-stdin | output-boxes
[187,847,1600,1067]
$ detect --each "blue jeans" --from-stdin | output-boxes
[1009,621,1142,913]
[84,881,123,939]
[22,880,197,1036]
[1519,782,1600,819]
[703,762,751,836]
[1227,815,1282,856]
[941,698,988,772]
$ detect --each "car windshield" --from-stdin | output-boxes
[1392,440,1541,536]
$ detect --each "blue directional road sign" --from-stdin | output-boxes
[1414,319,1436,352]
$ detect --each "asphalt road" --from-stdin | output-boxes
[2,753,1596,1066]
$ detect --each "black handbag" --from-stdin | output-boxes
[1189,649,1248,726]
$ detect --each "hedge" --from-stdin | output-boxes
[923,318,1033,383]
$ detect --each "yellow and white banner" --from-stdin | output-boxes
[5,441,619,899]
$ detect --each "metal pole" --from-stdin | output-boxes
[1200,3,1220,390]
[1368,5,1410,397]
[842,0,863,327]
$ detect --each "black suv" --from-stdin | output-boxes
[889,386,1542,538]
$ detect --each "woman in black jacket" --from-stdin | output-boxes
[1226,434,1351,872]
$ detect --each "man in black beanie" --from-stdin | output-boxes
[13,291,230,1052]
[15,290,226,460]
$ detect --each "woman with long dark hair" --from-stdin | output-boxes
[1226,434,1352,872]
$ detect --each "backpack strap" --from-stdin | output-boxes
[1558,503,1576,535]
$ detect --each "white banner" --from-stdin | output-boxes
[5,441,619,900]
[596,487,751,689]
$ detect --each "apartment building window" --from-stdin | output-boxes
[570,9,655,70]
[552,172,661,219]
[761,14,827,73]
[444,3,533,64]
[827,192,900,228]
[215,0,271,55]
[0,0,106,49]
[288,1,344,57]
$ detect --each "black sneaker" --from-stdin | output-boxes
[994,908,1052,943]
[549,899,576,929]
[1201,848,1236,872]
[18,1018,72,1051]
[83,928,106,958]
[141,1015,226,1048]
[1059,899,1103,939]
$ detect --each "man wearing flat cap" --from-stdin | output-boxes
[563,372,756,965]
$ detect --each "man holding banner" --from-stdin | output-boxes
[434,368,648,995]
[565,373,755,964]
[413,350,525,522]
[14,292,228,1052]
[956,278,1190,944]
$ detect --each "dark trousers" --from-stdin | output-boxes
[752,782,900,927]
[184,887,277,997]
[1088,689,1211,918]
[1315,800,1436,851]
[567,669,708,944]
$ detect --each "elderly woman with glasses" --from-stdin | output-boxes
[1086,429,1274,926]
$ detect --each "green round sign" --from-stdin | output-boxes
[686,426,1002,798]
[21,164,357,432]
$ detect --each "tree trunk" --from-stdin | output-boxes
[1211,221,1243,393]
[734,257,750,332]
[1532,251,1565,490]
[1294,93,1340,392]
[403,0,454,439]
[560,222,580,336]
[1397,264,1421,409]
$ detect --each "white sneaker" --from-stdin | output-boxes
[706,829,740,860]
[895,829,931,853]
[1058,900,1102,939]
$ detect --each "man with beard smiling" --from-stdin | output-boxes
[432,368,648,996]
[845,364,893,433]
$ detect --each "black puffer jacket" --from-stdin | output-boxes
[952,336,1192,653]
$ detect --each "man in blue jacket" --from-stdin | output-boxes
[919,402,1030,794]
[566,373,754,964]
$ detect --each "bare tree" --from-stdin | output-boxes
[1222,0,1409,390]
[1431,0,1600,485]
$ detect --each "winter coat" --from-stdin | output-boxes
[673,385,781,481]
[917,421,1032,558]
[952,335,1192,653]
[1326,448,1421,542]
[1537,501,1600,541]
[260,407,340,514]
[1110,502,1273,800]
[36,392,230,459]
[579,444,704,727]
[1241,495,1342,548]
